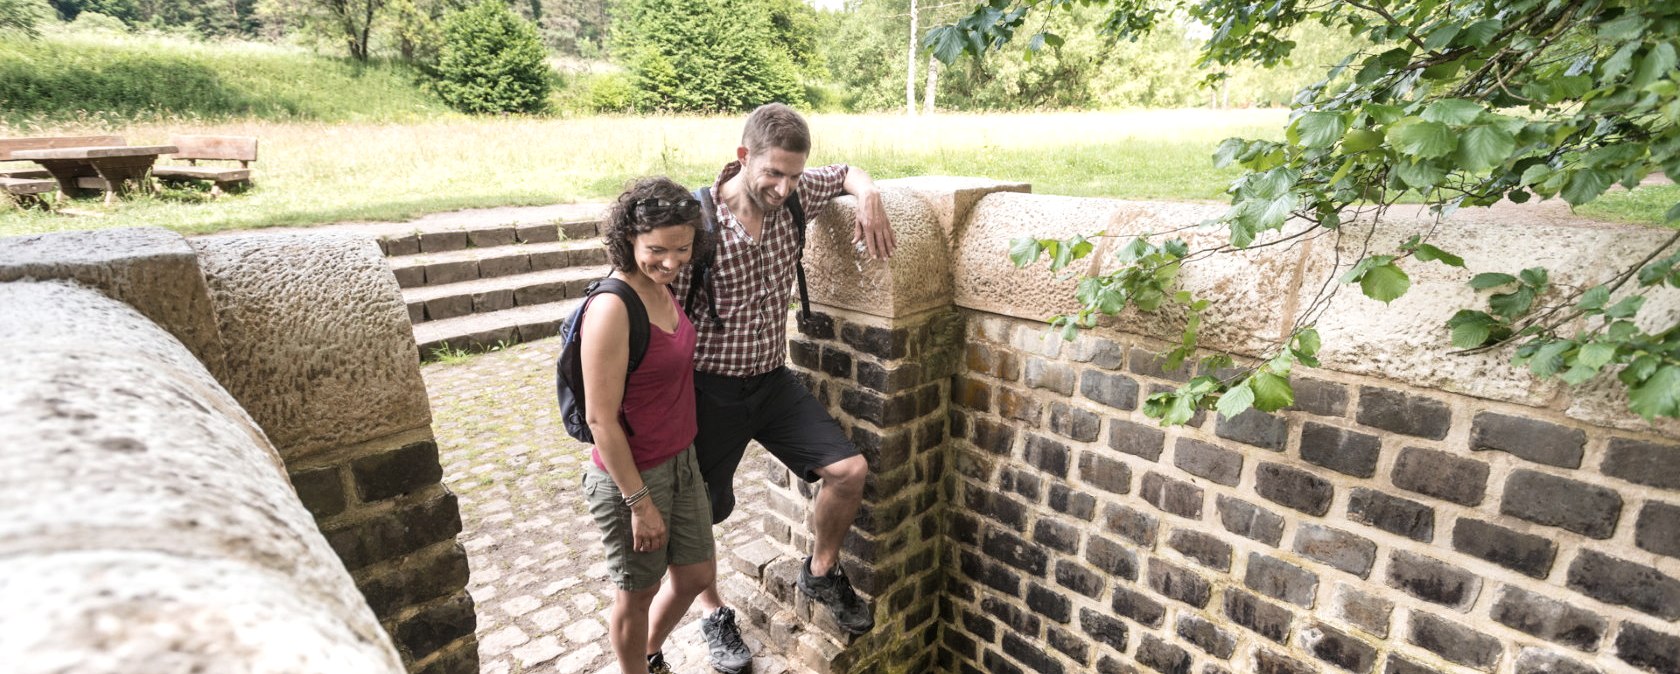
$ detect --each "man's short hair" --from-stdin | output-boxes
[742,103,811,155]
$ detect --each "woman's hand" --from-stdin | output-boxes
[630,499,667,552]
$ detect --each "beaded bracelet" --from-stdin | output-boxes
[622,485,650,508]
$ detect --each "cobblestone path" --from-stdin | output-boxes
[424,340,800,674]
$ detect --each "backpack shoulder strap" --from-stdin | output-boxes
[588,278,651,373]
[685,186,726,329]
[787,191,812,321]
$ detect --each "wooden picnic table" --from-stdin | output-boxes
[10,144,178,205]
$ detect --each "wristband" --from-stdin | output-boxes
[623,485,650,508]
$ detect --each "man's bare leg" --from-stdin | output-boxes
[807,454,867,576]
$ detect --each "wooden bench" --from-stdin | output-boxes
[0,135,125,207]
[153,135,257,197]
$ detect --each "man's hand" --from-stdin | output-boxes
[630,498,667,552]
[844,168,897,259]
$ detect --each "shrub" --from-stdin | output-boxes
[609,0,804,113]
[432,0,551,114]
[0,0,53,38]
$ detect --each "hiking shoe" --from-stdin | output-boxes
[700,606,753,674]
[647,651,674,674]
[797,557,875,635]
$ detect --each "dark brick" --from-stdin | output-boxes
[1003,631,1064,674]
[1302,623,1377,674]
[790,339,821,369]
[352,440,444,502]
[949,508,977,546]
[1567,549,1680,620]
[1246,553,1318,607]
[820,345,853,378]
[1026,583,1073,623]
[1617,621,1680,674]
[1080,608,1128,652]
[412,638,478,674]
[1225,589,1292,643]
[1451,518,1557,579]
[1079,451,1131,495]
[1112,585,1166,627]
[1501,469,1622,539]
[1292,524,1376,578]
[984,648,1028,674]
[1085,535,1140,580]
[1215,408,1288,450]
[1603,437,1680,489]
[1024,434,1070,478]
[852,425,913,472]
[1356,387,1450,439]
[1383,655,1445,674]
[324,491,462,571]
[968,484,1028,532]
[983,595,1043,635]
[1173,438,1243,486]
[1049,402,1101,442]
[1386,551,1480,609]
[1331,584,1391,638]
[1026,357,1077,395]
[1147,558,1211,608]
[1056,560,1104,598]
[1072,336,1126,368]
[1254,649,1317,674]
[289,467,346,518]
[956,376,992,411]
[1255,462,1333,516]
[1097,657,1141,674]
[1140,471,1203,519]
[1177,614,1236,658]
[1391,446,1488,506]
[356,542,471,616]
[1109,417,1165,460]
[1490,585,1606,652]
[1102,500,1155,547]
[1081,370,1141,411]
[1048,483,1095,520]
[1137,634,1192,674]
[1636,500,1680,559]
[971,416,1017,456]
[1471,411,1586,468]
[842,323,908,359]
[1288,377,1348,417]
[1300,422,1382,478]
[1046,625,1089,665]
[985,528,1049,576]
[996,387,1043,425]
[1347,488,1433,542]
[1408,611,1502,672]
[856,359,924,393]
[1217,495,1284,546]
[1513,648,1599,674]
[964,608,997,641]
[393,591,476,661]
[1130,348,1192,381]
[1000,467,1043,502]
[1033,518,1080,555]
[1168,529,1232,571]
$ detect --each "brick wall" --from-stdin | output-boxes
[941,312,1680,674]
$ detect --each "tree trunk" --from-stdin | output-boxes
[906,0,918,116]
[923,53,938,114]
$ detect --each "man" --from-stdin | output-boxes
[666,103,897,673]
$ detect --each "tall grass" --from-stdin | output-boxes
[0,110,1290,237]
[0,32,454,126]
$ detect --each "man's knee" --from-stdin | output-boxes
[818,455,867,493]
[709,489,735,525]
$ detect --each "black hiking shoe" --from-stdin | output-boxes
[647,651,675,674]
[797,557,875,635]
[700,607,753,674]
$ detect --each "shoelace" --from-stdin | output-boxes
[716,618,749,653]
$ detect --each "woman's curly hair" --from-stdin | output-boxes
[601,176,709,273]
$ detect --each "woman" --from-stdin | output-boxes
[578,177,713,674]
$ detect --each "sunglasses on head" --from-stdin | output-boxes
[633,196,701,220]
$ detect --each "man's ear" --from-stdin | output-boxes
[736,145,749,163]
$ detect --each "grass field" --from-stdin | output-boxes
[1,108,1673,237]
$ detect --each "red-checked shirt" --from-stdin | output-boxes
[673,161,849,377]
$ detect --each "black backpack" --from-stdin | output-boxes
[683,185,814,328]
[555,278,650,443]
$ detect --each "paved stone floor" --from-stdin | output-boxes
[424,339,802,674]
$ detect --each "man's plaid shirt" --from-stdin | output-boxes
[672,161,849,377]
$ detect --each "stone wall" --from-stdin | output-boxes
[740,178,1680,674]
[0,228,474,674]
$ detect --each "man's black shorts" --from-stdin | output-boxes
[692,366,857,524]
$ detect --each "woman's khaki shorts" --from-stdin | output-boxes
[582,446,715,591]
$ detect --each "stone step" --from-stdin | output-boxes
[414,298,579,357]
[387,240,609,289]
[403,264,611,325]
[379,217,602,257]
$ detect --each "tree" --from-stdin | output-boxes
[432,0,550,113]
[930,0,1680,421]
[259,0,384,59]
[609,0,804,112]
[0,0,53,37]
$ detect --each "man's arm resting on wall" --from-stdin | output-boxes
[842,167,897,259]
